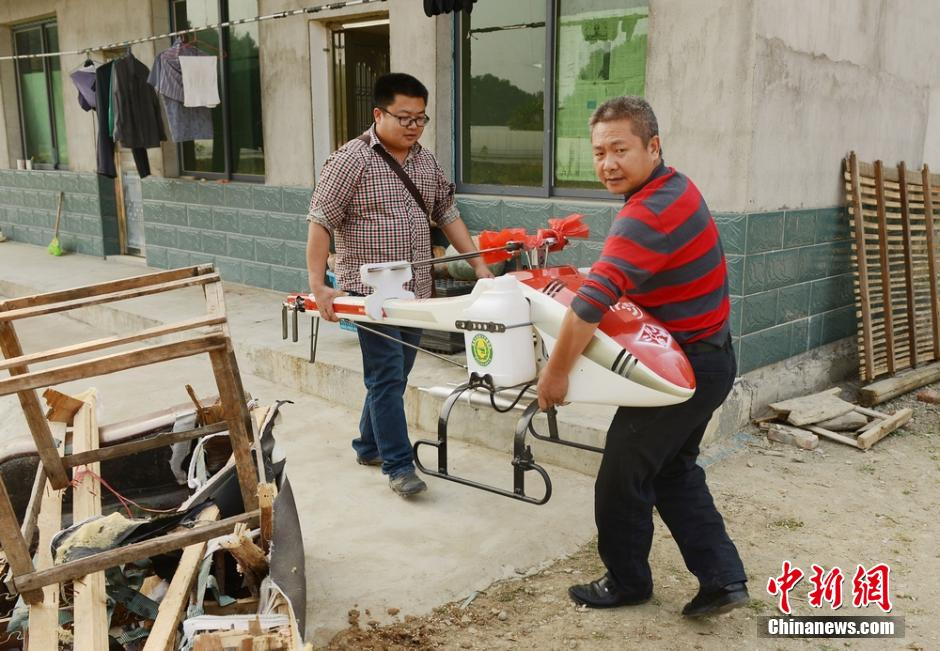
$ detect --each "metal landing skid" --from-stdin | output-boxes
[413,374,604,505]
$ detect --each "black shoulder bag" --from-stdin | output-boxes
[357,133,438,227]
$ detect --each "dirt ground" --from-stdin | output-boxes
[326,381,939,650]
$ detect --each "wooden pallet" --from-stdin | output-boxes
[844,152,940,381]
[0,266,260,605]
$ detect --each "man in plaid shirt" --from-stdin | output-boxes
[306,73,492,498]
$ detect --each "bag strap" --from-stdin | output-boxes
[357,132,437,227]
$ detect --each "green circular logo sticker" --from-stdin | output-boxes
[470,334,494,367]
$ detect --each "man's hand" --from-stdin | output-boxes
[473,259,495,279]
[310,284,346,322]
[537,366,569,411]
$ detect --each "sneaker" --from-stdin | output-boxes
[356,455,383,467]
[389,472,427,497]
[682,582,749,617]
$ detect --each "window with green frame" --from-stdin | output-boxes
[170,0,264,179]
[458,0,648,194]
[13,21,68,169]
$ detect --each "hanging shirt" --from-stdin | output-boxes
[179,55,220,108]
[148,44,213,142]
[69,64,97,111]
[111,54,166,149]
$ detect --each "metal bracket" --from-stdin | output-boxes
[413,377,604,505]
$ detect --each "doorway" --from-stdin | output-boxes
[331,20,390,146]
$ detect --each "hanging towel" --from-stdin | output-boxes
[179,55,220,108]
[149,45,214,142]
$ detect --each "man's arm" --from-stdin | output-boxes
[440,218,494,279]
[536,308,599,410]
[306,222,345,322]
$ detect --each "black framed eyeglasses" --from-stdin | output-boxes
[378,107,431,127]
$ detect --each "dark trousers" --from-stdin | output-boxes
[595,342,746,592]
[352,324,423,479]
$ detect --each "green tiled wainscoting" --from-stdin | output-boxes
[0,170,119,257]
[717,207,855,373]
[140,179,312,293]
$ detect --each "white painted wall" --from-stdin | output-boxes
[746,0,940,210]
[645,0,757,212]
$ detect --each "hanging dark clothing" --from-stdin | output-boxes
[95,61,152,179]
[111,55,166,149]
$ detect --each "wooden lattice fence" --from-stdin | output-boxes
[844,151,940,381]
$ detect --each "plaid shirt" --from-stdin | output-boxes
[307,126,459,298]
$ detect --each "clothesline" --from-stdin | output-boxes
[0,0,388,61]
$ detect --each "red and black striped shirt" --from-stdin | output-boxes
[571,162,731,345]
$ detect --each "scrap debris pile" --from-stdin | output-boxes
[0,390,304,650]
[0,265,306,650]
[756,387,913,451]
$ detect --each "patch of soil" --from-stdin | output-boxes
[327,382,940,650]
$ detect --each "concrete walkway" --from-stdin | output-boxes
[0,242,600,645]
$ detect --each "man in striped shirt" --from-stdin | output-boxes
[307,73,492,498]
[537,97,748,617]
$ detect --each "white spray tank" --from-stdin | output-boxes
[461,276,537,387]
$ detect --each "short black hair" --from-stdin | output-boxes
[373,73,429,108]
[589,96,659,146]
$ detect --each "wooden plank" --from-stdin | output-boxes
[219,522,268,587]
[858,361,940,406]
[0,321,69,490]
[897,162,919,367]
[209,348,259,512]
[20,463,47,548]
[13,510,260,593]
[874,160,897,374]
[759,422,819,450]
[0,335,228,397]
[20,423,63,548]
[144,505,221,651]
[769,389,855,426]
[41,388,88,423]
[72,395,109,651]
[258,483,276,554]
[0,316,227,373]
[848,153,876,379]
[0,478,42,604]
[856,408,913,449]
[114,148,127,254]
[0,273,221,323]
[63,422,228,469]
[805,425,862,449]
[0,265,211,312]
[923,164,940,358]
[816,410,868,431]
[27,451,65,651]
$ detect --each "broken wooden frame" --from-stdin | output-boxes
[0,265,260,604]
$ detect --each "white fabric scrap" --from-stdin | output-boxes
[179,55,220,107]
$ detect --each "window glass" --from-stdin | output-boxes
[554,0,648,188]
[461,0,546,187]
[228,0,264,175]
[15,28,55,165]
[46,24,68,167]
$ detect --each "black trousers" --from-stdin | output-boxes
[595,341,746,593]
